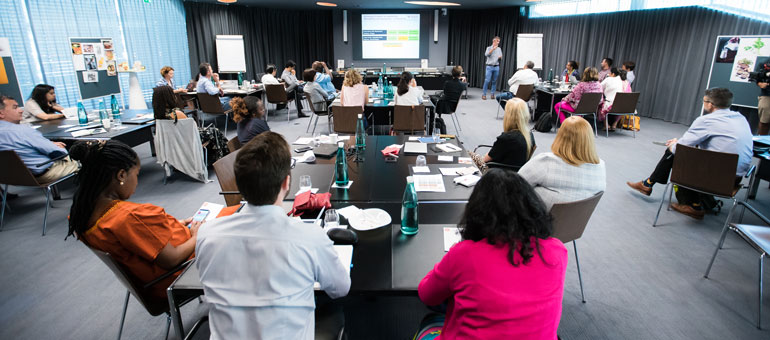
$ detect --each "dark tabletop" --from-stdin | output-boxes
[36,109,155,142]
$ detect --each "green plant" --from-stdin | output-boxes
[743,38,765,54]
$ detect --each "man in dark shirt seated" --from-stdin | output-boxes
[430,66,468,115]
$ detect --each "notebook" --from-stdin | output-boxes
[403,142,427,154]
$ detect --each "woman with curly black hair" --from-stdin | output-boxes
[416,168,567,340]
[68,140,201,304]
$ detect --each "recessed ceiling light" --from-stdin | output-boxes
[316,1,337,6]
[217,0,237,3]
[404,1,461,6]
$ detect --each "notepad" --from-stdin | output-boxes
[314,245,353,289]
[403,142,427,154]
[413,174,446,192]
[444,227,462,252]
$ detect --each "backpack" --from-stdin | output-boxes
[534,111,553,132]
[434,117,447,134]
[199,125,229,166]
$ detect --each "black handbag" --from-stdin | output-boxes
[534,111,553,132]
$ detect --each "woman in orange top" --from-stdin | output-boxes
[67,140,202,302]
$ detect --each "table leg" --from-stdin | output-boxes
[428,107,435,133]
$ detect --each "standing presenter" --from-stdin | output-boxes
[482,36,503,100]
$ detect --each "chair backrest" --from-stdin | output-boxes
[88,247,168,316]
[303,92,322,115]
[154,119,208,182]
[197,93,225,114]
[514,84,535,102]
[393,105,426,133]
[550,191,604,243]
[0,150,42,187]
[213,149,243,206]
[332,105,363,134]
[573,92,603,114]
[608,92,641,114]
[227,138,242,153]
[264,84,288,103]
[671,145,739,197]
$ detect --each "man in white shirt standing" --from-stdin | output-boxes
[196,131,351,340]
[497,60,538,109]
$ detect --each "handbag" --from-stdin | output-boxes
[534,111,553,132]
[621,115,640,131]
[288,191,331,217]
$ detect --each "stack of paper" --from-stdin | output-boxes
[444,227,462,251]
[404,142,427,154]
[435,143,462,153]
[453,174,481,187]
[413,174,446,192]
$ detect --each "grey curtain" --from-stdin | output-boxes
[519,6,770,124]
[447,7,523,91]
[185,2,335,82]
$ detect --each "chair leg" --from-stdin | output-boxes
[42,186,51,236]
[653,183,672,227]
[312,114,320,135]
[117,291,130,340]
[573,240,586,303]
[758,253,765,329]
[593,114,598,136]
[165,314,171,340]
[0,183,7,232]
[704,200,738,277]
[450,114,460,134]
[306,113,315,133]
[632,114,636,138]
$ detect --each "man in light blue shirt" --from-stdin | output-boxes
[196,131,350,340]
[627,88,753,219]
[196,62,231,111]
[313,61,337,96]
[0,94,78,183]
[482,36,502,100]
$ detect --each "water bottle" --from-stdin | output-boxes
[334,142,349,186]
[548,68,554,83]
[355,114,366,150]
[382,62,386,74]
[77,100,88,126]
[400,176,419,235]
[237,72,243,86]
[377,74,384,96]
[109,95,122,126]
[98,99,108,120]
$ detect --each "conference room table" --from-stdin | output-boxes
[34,109,157,149]
[330,87,438,134]
[534,83,571,126]
[167,134,474,338]
[332,72,452,91]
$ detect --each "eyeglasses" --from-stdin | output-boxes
[703,99,712,104]
[290,158,296,169]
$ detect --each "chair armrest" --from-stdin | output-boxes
[219,191,241,195]
[745,164,756,179]
[735,201,770,226]
[35,152,69,167]
[486,162,521,171]
[473,144,493,153]
[144,258,194,289]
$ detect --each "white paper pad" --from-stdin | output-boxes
[412,166,431,173]
[331,180,354,189]
[413,174,446,192]
[408,136,421,141]
[348,208,391,231]
[404,142,427,154]
[292,151,316,163]
[62,107,77,119]
[435,143,462,153]
[293,137,314,145]
[458,157,473,165]
[437,155,453,162]
[58,124,75,128]
[439,167,478,176]
[295,188,319,196]
[336,205,361,219]
[71,129,94,137]
[453,174,481,187]
[444,227,462,252]
[314,245,353,289]
[198,202,224,222]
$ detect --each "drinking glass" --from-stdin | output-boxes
[415,155,427,167]
[324,209,340,231]
[432,127,441,142]
[299,175,312,192]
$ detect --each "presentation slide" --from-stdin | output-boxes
[361,14,420,59]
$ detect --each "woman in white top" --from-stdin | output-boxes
[340,69,368,108]
[600,68,632,131]
[394,71,424,106]
[22,84,65,123]
[518,116,606,210]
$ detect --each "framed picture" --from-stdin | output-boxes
[71,42,82,55]
[105,50,114,61]
[83,70,98,83]
[83,54,97,70]
[82,43,94,54]
[102,39,113,50]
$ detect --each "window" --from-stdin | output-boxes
[528,0,770,22]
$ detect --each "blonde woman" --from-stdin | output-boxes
[340,69,369,108]
[483,98,536,168]
[518,116,606,209]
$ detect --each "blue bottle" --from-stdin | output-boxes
[355,114,366,150]
[110,94,122,126]
[400,176,419,235]
[334,142,349,186]
[77,100,88,126]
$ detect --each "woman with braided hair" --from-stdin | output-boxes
[68,140,201,302]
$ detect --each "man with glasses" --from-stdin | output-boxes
[626,88,752,219]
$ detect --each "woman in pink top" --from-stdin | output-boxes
[554,67,604,124]
[416,168,568,340]
[340,69,368,108]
